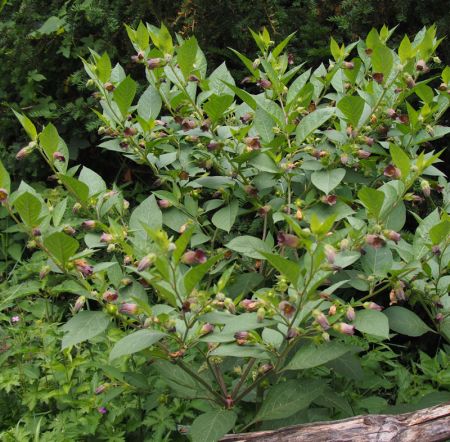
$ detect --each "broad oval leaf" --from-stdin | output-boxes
[61,311,109,349]
[354,309,389,340]
[43,232,79,265]
[311,168,346,194]
[296,107,335,144]
[384,306,432,337]
[190,410,237,442]
[225,235,272,260]
[110,329,166,361]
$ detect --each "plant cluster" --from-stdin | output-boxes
[1,23,450,440]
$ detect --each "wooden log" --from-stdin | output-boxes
[221,403,450,442]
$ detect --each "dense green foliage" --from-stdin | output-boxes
[2,0,450,179]
[1,21,449,440]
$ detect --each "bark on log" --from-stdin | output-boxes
[221,403,450,442]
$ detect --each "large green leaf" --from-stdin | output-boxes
[358,187,385,219]
[284,341,354,371]
[384,306,432,337]
[254,380,324,422]
[184,254,222,294]
[137,85,162,121]
[43,232,79,265]
[40,123,59,160]
[296,107,335,144]
[311,168,346,194]
[211,200,239,232]
[372,44,393,77]
[203,94,233,122]
[354,309,389,339]
[14,192,42,226]
[209,344,270,359]
[0,159,10,192]
[13,110,37,140]
[337,95,365,127]
[361,246,393,276]
[110,329,166,361]
[129,195,162,240]
[177,36,198,79]
[390,144,410,179]
[225,235,272,260]
[113,76,137,117]
[254,107,275,142]
[190,410,237,442]
[58,174,90,203]
[61,311,110,349]
[79,166,106,197]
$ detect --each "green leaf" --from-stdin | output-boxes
[190,410,237,442]
[184,254,222,294]
[212,200,239,232]
[137,85,162,121]
[58,174,89,203]
[129,195,162,241]
[254,107,275,142]
[0,159,10,193]
[209,344,270,359]
[361,246,393,276]
[40,123,59,160]
[109,329,166,361]
[225,235,272,260]
[398,35,414,63]
[354,309,389,339]
[296,107,335,144]
[254,380,324,422]
[372,44,393,77]
[78,166,106,197]
[221,82,256,109]
[97,52,112,83]
[13,192,42,226]
[43,232,79,265]
[113,76,137,117]
[429,220,450,245]
[384,306,432,337]
[311,168,345,194]
[13,110,37,141]
[61,311,110,349]
[203,94,234,123]
[337,95,365,127]
[287,69,311,105]
[260,252,300,288]
[284,342,355,371]
[330,36,342,61]
[209,63,235,96]
[390,144,410,179]
[358,187,385,218]
[177,36,198,79]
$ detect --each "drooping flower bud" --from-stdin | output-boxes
[147,58,162,69]
[420,180,431,197]
[364,302,383,311]
[384,230,401,243]
[32,227,41,236]
[100,233,114,243]
[364,136,374,146]
[279,301,296,318]
[357,150,371,159]
[102,290,118,302]
[74,259,93,277]
[74,296,86,312]
[383,165,401,179]
[436,313,444,323]
[234,331,249,345]
[137,253,156,271]
[244,136,261,150]
[365,234,385,249]
[181,118,196,131]
[95,384,107,394]
[346,306,355,322]
[386,108,397,119]
[52,152,65,162]
[324,245,336,264]
[81,220,96,230]
[328,305,337,316]
[334,322,355,335]
[241,299,259,312]
[432,245,441,256]
[257,79,272,89]
[181,249,207,265]
[98,407,107,414]
[372,73,384,84]
[313,309,330,330]
[201,323,214,335]
[277,232,300,248]
[207,141,222,152]
[240,112,253,124]
[342,61,354,69]
[321,194,337,206]
[416,59,429,73]
[119,303,138,315]
[63,225,76,236]
[124,127,137,137]
[0,188,8,203]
